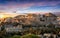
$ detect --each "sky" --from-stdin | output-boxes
[0,0,60,14]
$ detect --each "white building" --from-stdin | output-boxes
[5,25,22,32]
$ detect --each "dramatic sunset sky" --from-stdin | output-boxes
[0,0,60,14]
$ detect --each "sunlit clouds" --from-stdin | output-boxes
[0,0,60,14]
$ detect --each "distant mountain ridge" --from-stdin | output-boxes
[52,12,60,16]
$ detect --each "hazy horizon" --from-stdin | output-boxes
[0,0,60,18]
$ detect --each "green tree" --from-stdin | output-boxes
[10,35,21,38]
[21,34,40,38]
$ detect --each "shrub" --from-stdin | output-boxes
[21,34,40,38]
[10,35,21,38]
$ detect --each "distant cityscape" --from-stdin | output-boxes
[0,13,60,38]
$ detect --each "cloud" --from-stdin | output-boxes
[0,1,60,13]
